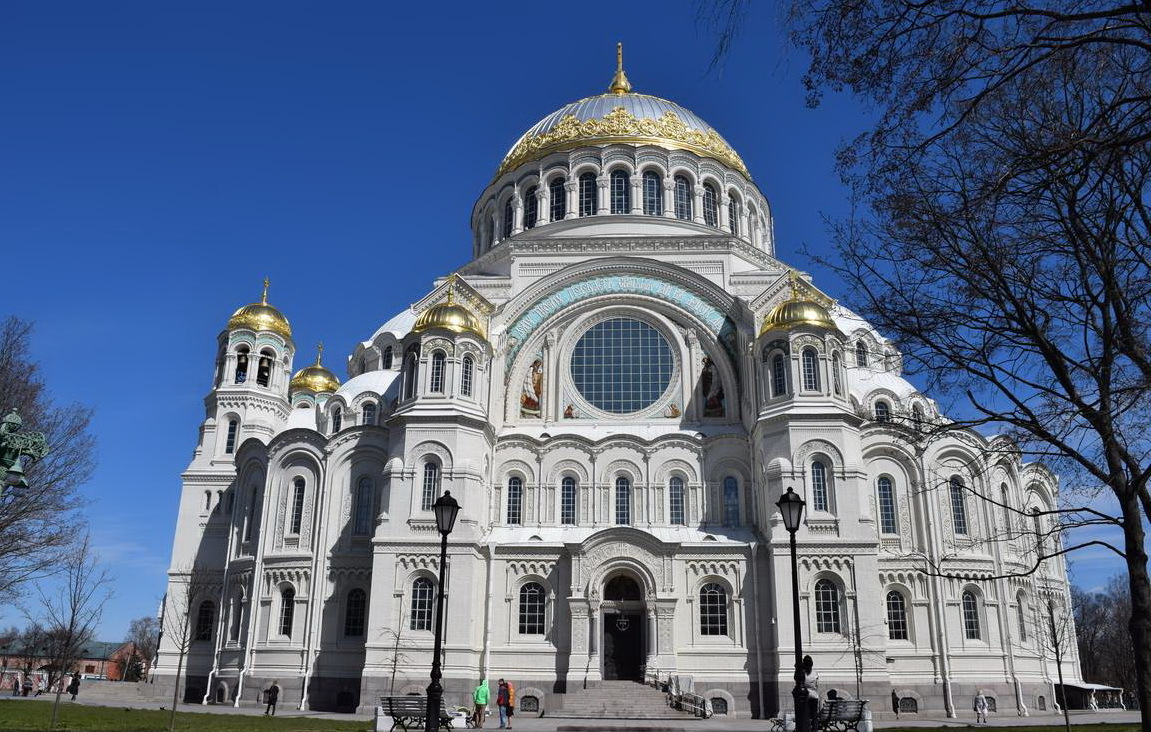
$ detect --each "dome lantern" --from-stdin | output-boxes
[760,271,837,334]
[290,342,341,394]
[227,278,292,340]
[413,283,486,339]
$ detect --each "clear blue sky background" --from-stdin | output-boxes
[0,1,1122,641]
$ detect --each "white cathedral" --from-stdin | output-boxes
[156,50,1084,719]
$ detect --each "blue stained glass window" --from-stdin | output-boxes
[723,476,739,527]
[571,318,673,414]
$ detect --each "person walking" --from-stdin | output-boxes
[21,673,31,697]
[891,689,900,719]
[505,681,515,729]
[67,672,81,701]
[496,679,510,729]
[973,690,989,724]
[472,679,490,729]
[264,680,281,716]
[802,655,819,732]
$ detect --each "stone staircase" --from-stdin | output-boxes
[548,680,696,720]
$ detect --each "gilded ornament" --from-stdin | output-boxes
[290,342,340,394]
[228,278,292,339]
[496,106,750,179]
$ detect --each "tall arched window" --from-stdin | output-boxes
[886,591,909,640]
[702,183,718,227]
[802,348,820,391]
[344,588,367,637]
[518,582,545,635]
[461,355,475,397]
[243,485,260,542]
[674,175,692,220]
[235,348,249,383]
[382,346,393,369]
[911,403,924,425]
[962,590,981,639]
[1000,483,1012,531]
[256,350,273,387]
[430,351,446,393]
[1017,595,1028,641]
[855,341,869,367]
[815,579,842,633]
[578,172,597,216]
[669,476,686,525]
[643,171,662,215]
[549,177,566,221]
[506,476,523,525]
[331,408,342,433]
[729,195,741,235]
[874,400,891,423]
[772,354,787,397]
[289,478,305,534]
[811,461,829,512]
[523,185,538,229]
[561,476,577,525]
[700,583,728,635]
[950,476,969,535]
[228,592,242,641]
[615,476,631,525]
[722,476,739,527]
[225,419,239,454]
[831,353,843,396]
[610,169,630,213]
[194,600,215,640]
[354,477,373,535]
[410,578,434,631]
[877,476,898,534]
[502,197,514,238]
[362,402,377,426]
[279,587,295,637]
[421,462,440,511]
[402,350,418,400]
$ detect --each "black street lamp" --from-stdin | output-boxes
[426,490,460,732]
[777,487,807,732]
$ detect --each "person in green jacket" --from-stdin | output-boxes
[472,679,490,729]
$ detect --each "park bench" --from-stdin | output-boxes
[819,699,868,732]
[376,695,456,732]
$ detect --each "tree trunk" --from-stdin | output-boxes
[168,647,185,732]
[1121,494,1151,729]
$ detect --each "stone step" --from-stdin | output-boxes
[550,681,695,720]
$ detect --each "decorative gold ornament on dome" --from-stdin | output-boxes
[495,45,749,179]
[290,342,341,394]
[227,277,293,339]
[760,270,838,334]
[413,282,487,339]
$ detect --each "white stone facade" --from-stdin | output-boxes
[155,69,1083,719]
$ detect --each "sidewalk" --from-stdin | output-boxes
[4,694,1140,729]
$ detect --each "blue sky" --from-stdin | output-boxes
[0,2,1123,640]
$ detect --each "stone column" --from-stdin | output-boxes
[565,180,578,219]
[663,178,675,218]
[596,175,610,215]
[512,195,524,235]
[692,185,705,225]
[630,174,643,215]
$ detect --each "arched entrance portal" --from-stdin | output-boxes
[601,574,645,680]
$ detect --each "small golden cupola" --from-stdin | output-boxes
[760,271,837,334]
[227,278,293,339]
[413,286,486,339]
[290,343,341,394]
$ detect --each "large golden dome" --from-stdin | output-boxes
[413,289,486,339]
[228,279,292,339]
[760,273,837,334]
[496,45,748,179]
[290,343,341,394]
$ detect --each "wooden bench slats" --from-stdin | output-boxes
[379,695,455,731]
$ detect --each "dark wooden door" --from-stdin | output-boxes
[603,613,643,680]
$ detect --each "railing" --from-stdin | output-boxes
[645,668,712,718]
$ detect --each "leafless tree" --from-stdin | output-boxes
[0,316,96,600]
[25,535,112,728]
[160,568,215,732]
[1073,576,1136,696]
[704,0,1151,723]
[123,615,160,682]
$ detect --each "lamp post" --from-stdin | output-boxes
[777,487,807,732]
[0,410,49,498]
[426,490,460,732]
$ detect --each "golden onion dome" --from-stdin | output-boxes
[228,278,292,339]
[760,272,838,335]
[413,288,486,339]
[495,44,748,180]
[290,343,341,394]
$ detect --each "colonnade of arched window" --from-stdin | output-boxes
[398,347,482,404]
[475,161,769,254]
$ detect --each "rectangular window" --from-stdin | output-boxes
[669,477,685,526]
[289,480,305,534]
[878,477,898,534]
[422,463,439,511]
[615,478,630,525]
[561,477,577,525]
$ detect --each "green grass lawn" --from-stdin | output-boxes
[0,701,369,732]
[886,728,1139,732]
